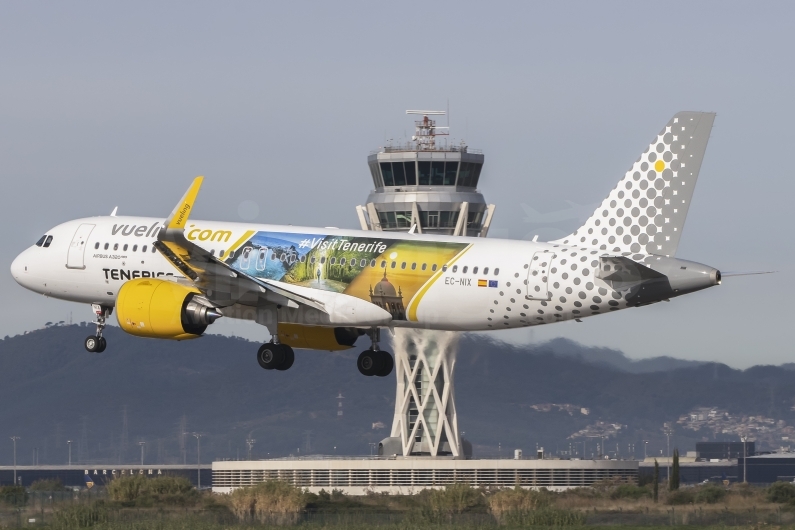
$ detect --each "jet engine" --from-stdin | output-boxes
[277,323,364,351]
[116,279,221,340]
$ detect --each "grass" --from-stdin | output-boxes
[4,478,795,528]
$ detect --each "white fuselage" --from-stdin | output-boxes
[11,215,646,332]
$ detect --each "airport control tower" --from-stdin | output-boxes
[355,111,495,237]
[357,111,495,458]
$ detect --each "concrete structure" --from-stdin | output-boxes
[0,465,211,488]
[638,460,737,484]
[357,111,494,458]
[212,458,638,494]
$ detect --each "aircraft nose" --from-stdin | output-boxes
[10,250,30,285]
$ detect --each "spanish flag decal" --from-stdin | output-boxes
[477,279,487,287]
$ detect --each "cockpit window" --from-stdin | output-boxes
[35,235,47,247]
[43,236,53,248]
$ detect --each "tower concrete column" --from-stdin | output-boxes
[391,329,460,457]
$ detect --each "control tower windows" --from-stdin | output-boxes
[369,163,382,188]
[444,162,458,185]
[418,162,431,185]
[431,162,445,185]
[419,210,459,228]
[380,163,394,186]
[458,162,483,187]
[378,211,412,229]
[379,162,417,187]
[404,162,417,185]
[467,211,484,228]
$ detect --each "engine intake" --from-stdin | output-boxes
[116,278,221,340]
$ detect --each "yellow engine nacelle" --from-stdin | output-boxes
[277,323,364,351]
[116,279,220,340]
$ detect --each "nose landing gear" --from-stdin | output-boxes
[85,304,111,353]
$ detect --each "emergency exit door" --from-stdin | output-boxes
[526,251,554,300]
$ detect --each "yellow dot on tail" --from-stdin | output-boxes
[654,160,665,172]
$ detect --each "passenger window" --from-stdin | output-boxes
[152,246,156,253]
[483,267,489,275]
[381,260,386,268]
[132,245,137,252]
[432,264,438,272]
[300,255,306,263]
[442,265,448,272]
[401,262,406,269]
[320,257,326,264]
[94,242,100,250]
[210,249,215,256]
[113,243,119,251]
[36,235,47,247]
[462,266,468,273]
[391,261,396,269]
[473,266,478,274]
[452,265,458,273]
[370,259,376,267]
[421,263,427,271]
[43,236,53,248]
[123,244,128,251]
[330,257,336,265]
[494,268,500,276]
[340,257,346,266]
[311,256,316,264]
[220,250,225,257]
[141,245,147,252]
[411,263,416,270]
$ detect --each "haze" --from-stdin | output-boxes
[1,2,791,368]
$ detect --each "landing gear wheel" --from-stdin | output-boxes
[257,344,285,370]
[357,350,383,377]
[96,337,107,353]
[275,345,294,371]
[84,335,100,353]
[375,351,393,377]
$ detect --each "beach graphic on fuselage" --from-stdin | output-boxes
[223,231,468,321]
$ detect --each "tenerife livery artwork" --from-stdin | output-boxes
[12,112,739,377]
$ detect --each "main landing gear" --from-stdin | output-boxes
[357,328,393,377]
[257,342,295,371]
[85,304,111,353]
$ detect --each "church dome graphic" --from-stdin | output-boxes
[369,270,406,320]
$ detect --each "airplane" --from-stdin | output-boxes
[11,111,734,378]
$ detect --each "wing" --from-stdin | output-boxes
[154,177,392,327]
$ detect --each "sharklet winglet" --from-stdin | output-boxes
[166,176,204,230]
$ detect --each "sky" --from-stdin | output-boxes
[1,1,792,368]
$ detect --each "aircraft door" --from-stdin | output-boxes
[66,223,96,269]
[526,251,554,300]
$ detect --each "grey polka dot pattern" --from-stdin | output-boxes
[553,112,715,257]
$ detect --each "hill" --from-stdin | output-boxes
[0,325,791,465]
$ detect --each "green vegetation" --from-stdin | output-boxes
[106,475,197,506]
[30,478,68,491]
[4,479,795,529]
[652,459,659,502]
[670,448,680,491]
[766,480,795,504]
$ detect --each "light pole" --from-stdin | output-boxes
[139,441,146,466]
[67,440,72,466]
[245,438,255,460]
[741,436,748,483]
[188,433,203,489]
[644,440,648,460]
[663,425,672,486]
[10,437,20,485]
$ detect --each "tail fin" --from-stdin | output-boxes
[553,112,715,257]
